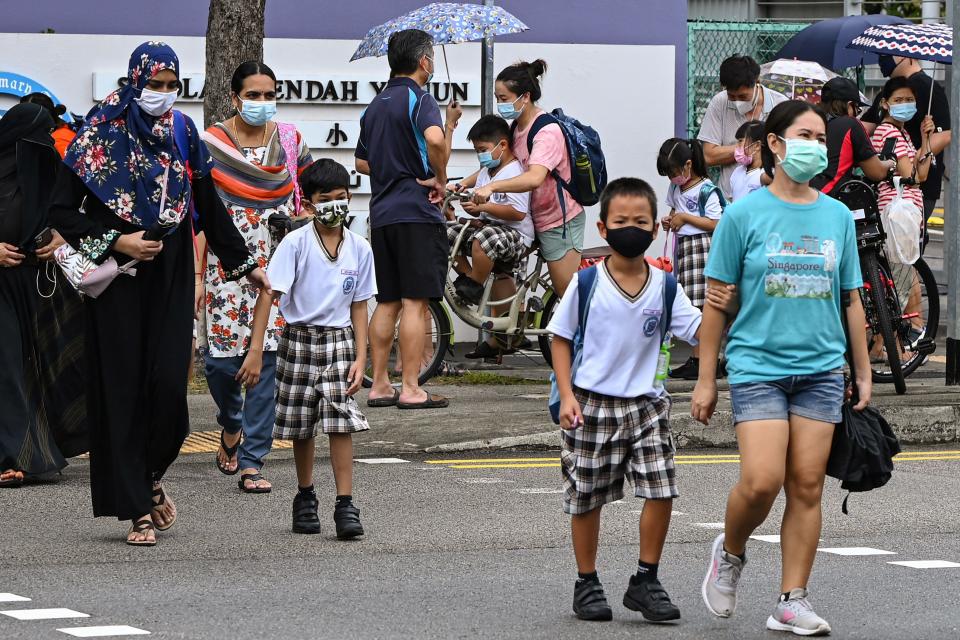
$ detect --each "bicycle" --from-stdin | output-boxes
[834,179,939,394]
[361,189,559,387]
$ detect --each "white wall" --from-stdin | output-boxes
[0,33,677,341]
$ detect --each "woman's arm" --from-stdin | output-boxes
[475,165,548,201]
[690,277,730,424]
[236,288,279,387]
[844,290,872,411]
[858,155,895,182]
[192,173,256,281]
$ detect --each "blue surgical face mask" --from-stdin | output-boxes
[889,102,918,122]
[477,142,504,169]
[497,95,524,121]
[238,100,277,127]
[776,136,828,183]
[423,56,435,87]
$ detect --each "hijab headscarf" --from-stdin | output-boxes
[64,41,212,230]
[0,103,58,248]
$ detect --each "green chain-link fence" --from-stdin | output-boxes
[687,20,809,138]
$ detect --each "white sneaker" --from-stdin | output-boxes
[766,588,832,636]
[701,533,745,618]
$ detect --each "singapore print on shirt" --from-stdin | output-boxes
[763,232,837,300]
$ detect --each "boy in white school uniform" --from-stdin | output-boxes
[549,178,735,623]
[238,159,375,539]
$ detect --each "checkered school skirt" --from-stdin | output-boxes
[676,233,712,309]
[560,389,677,515]
[447,223,525,265]
[274,324,370,440]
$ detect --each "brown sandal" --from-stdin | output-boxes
[126,517,157,546]
[151,484,177,531]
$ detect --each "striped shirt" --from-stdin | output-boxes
[871,123,924,212]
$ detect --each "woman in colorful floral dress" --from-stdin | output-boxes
[48,42,269,545]
[198,61,312,493]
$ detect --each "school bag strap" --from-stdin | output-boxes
[276,122,302,215]
[547,264,599,424]
[660,270,677,343]
[696,181,727,218]
[512,113,573,236]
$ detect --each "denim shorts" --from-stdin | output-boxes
[729,371,845,425]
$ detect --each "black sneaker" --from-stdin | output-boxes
[292,491,320,535]
[334,500,364,539]
[623,575,681,622]
[454,274,484,306]
[668,357,700,380]
[573,577,613,621]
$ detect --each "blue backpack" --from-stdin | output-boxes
[514,109,607,212]
[548,265,677,425]
[696,181,726,219]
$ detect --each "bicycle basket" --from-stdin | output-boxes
[834,180,880,224]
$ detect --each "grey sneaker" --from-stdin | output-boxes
[766,588,831,636]
[701,533,745,618]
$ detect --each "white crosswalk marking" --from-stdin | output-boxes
[0,608,90,620]
[819,547,897,556]
[751,535,781,543]
[888,560,960,569]
[694,522,725,529]
[355,458,409,464]
[517,488,563,494]
[0,594,30,603]
[57,626,150,637]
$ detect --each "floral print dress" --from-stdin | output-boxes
[204,146,286,358]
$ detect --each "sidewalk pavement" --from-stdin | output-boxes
[187,338,960,457]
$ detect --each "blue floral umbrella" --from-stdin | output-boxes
[848,22,952,116]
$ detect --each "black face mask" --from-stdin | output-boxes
[604,226,654,259]
[878,55,899,78]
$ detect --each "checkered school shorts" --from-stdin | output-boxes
[560,389,677,515]
[274,324,370,440]
[447,223,525,266]
[676,233,712,308]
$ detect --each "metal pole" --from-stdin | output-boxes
[842,0,862,16]
[481,0,495,115]
[922,1,943,75]
[946,0,960,385]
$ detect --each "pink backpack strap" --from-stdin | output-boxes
[276,122,301,214]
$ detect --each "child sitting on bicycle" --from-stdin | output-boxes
[238,159,375,539]
[448,115,533,306]
[656,138,726,380]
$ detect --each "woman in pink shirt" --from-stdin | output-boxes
[472,60,585,295]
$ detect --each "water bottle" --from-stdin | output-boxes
[574,154,598,204]
[654,338,671,389]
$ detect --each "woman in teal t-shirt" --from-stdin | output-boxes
[691,101,871,636]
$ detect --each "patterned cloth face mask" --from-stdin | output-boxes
[312,199,350,228]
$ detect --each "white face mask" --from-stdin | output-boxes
[732,85,759,116]
[136,87,178,116]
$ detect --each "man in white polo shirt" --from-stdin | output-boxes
[697,55,787,199]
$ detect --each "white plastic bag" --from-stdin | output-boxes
[881,177,922,265]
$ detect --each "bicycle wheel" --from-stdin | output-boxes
[535,288,559,367]
[861,251,906,394]
[883,256,939,379]
[361,299,452,389]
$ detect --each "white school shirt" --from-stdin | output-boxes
[730,165,764,202]
[665,179,723,237]
[546,262,702,399]
[266,224,376,327]
[475,160,534,246]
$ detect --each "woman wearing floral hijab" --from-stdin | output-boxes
[49,41,270,546]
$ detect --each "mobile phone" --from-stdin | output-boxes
[142,225,171,241]
[34,227,53,249]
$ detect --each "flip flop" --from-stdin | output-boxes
[126,517,157,547]
[216,430,241,475]
[367,388,400,408]
[238,472,272,494]
[0,470,24,488]
[151,484,177,532]
[397,392,450,410]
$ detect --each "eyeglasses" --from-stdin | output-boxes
[146,78,182,92]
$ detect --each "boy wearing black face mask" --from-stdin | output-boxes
[547,178,723,624]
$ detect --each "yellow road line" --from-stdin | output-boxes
[895,456,960,462]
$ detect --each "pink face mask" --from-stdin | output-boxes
[734,145,754,166]
[670,169,689,186]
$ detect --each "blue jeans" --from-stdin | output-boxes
[729,371,845,425]
[204,352,277,471]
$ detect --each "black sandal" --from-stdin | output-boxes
[216,430,241,475]
[151,484,177,531]
[126,517,157,546]
[292,491,321,534]
[238,472,272,494]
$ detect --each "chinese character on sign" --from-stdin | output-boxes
[326,122,348,147]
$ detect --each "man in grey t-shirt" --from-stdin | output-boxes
[697,55,787,198]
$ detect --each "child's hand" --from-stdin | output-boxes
[559,394,584,430]
[668,213,686,232]
[461,199,482,215]
[472,185,493,204]
[660,215,672,231]
[346,358,365,396]
[690,380,718,425]
[706,283,739,316]
[236,349,264,388]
